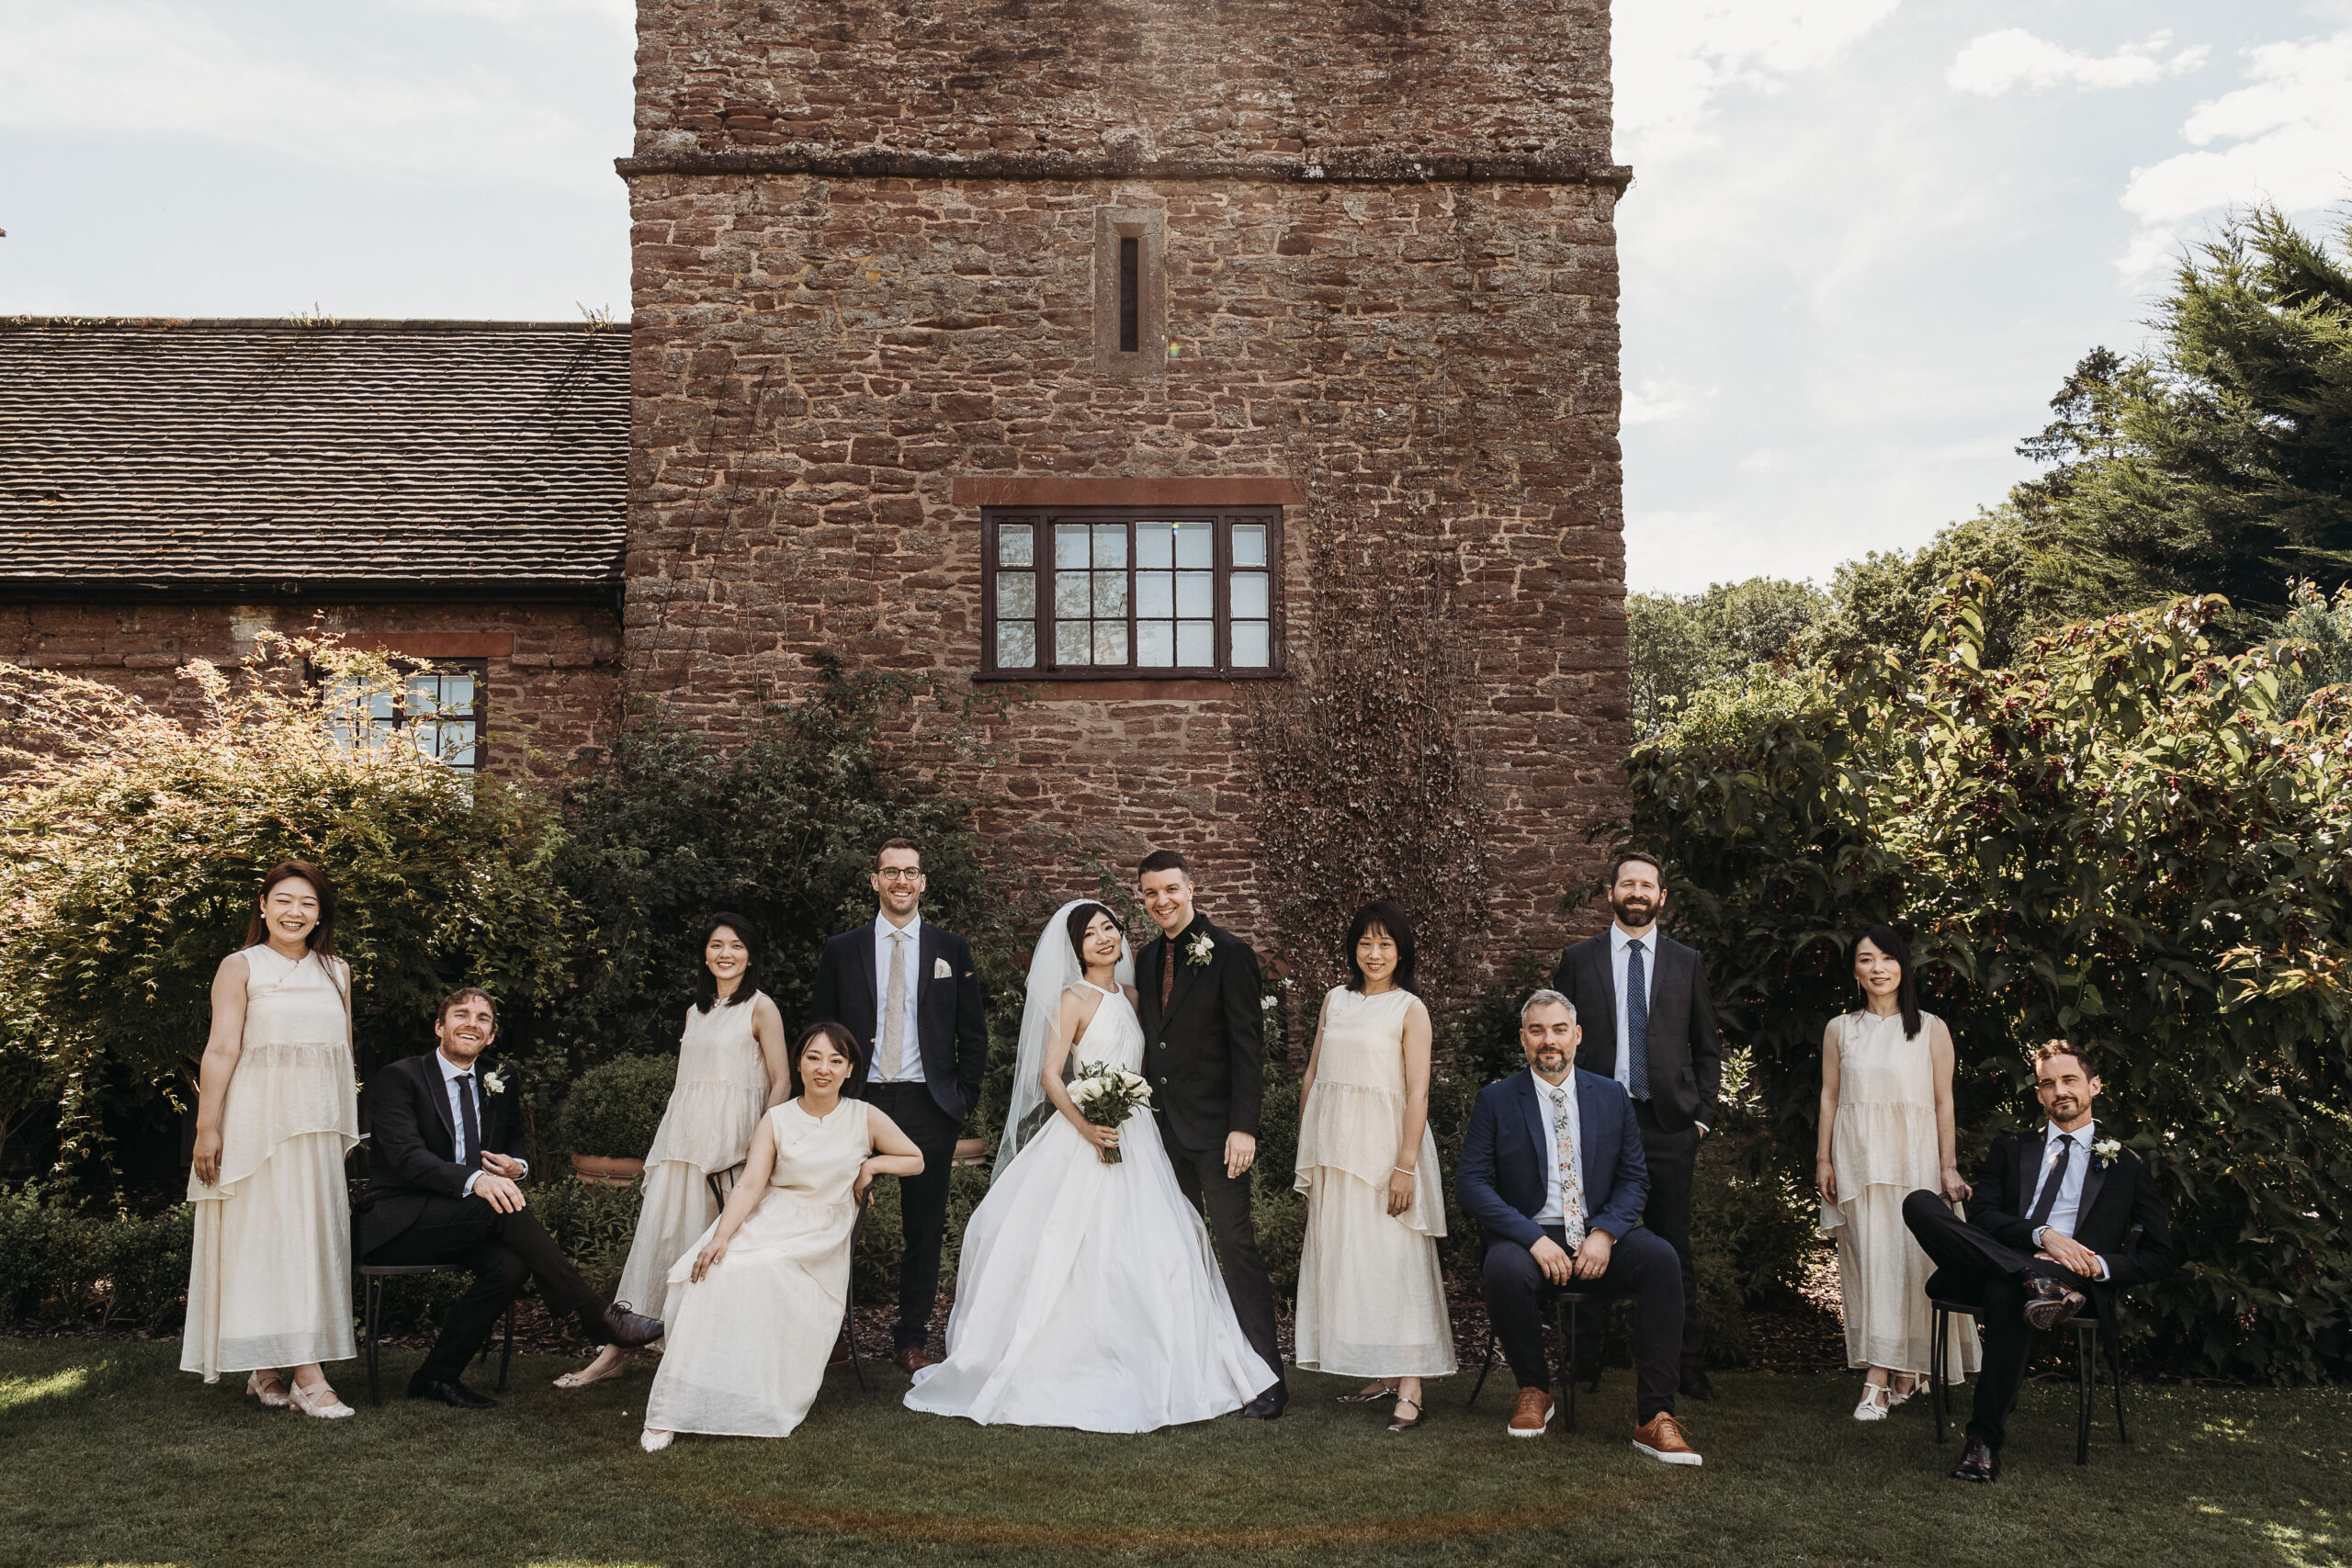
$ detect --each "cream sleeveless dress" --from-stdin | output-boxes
[612,992,773,1326]
[1819,1008,1979,1380]
[1291,986,1455,1378]
[181,945,360,1381]
[643,1098,869,1438]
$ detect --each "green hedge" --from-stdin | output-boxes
[0,1183,190,1333]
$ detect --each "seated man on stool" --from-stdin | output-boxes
[1903,1039,2176,1482]
[355,987,662,1408]
[1456,988,1701,1465]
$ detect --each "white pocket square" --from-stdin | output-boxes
[933,957,953,979]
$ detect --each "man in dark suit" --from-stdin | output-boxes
[1904,1041,2176,1482]
[1133,848,1284,1418]
[1457,989,1702,1463]
[808,837,989,1374]
[355,987,662,1408]
[1552,849,1724,1396]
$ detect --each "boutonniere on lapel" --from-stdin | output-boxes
[2092,1137,2120,1169]
[1184,931,1216,970]
[481,1067,508,1097]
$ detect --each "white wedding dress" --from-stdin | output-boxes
[905,973,1273,1432]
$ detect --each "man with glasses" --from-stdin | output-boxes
[809,840,989,1372]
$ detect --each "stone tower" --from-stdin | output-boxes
[620,0,1631,984]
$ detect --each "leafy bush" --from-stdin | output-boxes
[554,1055,674,1160]
[1616,583,2352,1382]
[0,1182,191,1332]
[532,1176,645,1302]
[0,639,571,1190]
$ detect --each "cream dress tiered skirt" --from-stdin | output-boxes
[612,993,772,1325]
[180,946,359,1381]
[1820,1008,1980,1381]
[1291,986,1455,1379]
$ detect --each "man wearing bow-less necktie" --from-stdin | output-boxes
[1552,851,1724,1400]
[808,839,989,1374]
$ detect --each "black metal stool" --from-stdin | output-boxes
[356,1263,514,1405]
[1466,1289,1610,1431]
[1928,1297,2128,1464]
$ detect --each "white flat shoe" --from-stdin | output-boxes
[1852,1382,1891,1422]
[288,1380,356,1420]
[245,1371,291,1409]
[640,1428,673,1452]
[554,1359,629,1390]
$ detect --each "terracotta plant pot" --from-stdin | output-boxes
[571,1154,646,1186]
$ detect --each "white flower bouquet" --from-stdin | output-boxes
[1069,1061,1153,1165]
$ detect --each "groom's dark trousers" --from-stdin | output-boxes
[1902,1133,2173,1451]
[1458,1066,1681,1423]
[1163,1139,1283,1381]
[356,1052,611,1386]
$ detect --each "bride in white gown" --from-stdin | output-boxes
[905,900,1273,1432]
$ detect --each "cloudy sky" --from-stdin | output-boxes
[2,0,2346,592]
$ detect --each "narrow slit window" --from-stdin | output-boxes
[1118,236,1140,354]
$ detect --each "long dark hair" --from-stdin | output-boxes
[242,861,338,957]
[693,912,763,1012]
[790,1021,865,1100]
[1065,901,1122,966]
[1853,923,1922,1040]
[1344,898,1418,995]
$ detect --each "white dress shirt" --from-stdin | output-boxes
[869,911,926,1083]
[2031,1118,2109,1280]
[436,1050,523,1196]
[1529,1068,1579,1225]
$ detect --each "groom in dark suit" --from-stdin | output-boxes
[1904,1041,2176,1482]
[1134,848,1285,1418]
[355,987,662,1408]
[1457,990,1702,1463]
[1552,849,1724,1396]
[808,838,989,1373]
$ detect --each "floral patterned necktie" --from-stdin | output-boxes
[1550,1083,1587,1250]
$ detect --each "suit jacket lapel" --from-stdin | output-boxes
[2017,1133,2043,1217]
[2075,1138,2110,1232]
[1592,941,1621,1051]
[852,926,880,1031]
[421,1054,457,1146]
[1575,1079,1608,1208]
[1515,1074,1549,1190]
[1136,934,1165,1034]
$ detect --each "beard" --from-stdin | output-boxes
[1611,892,1658,926]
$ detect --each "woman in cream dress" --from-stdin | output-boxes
[182,861,361,1418]
[1816,923,1978,1420]
[639,1023,923,1448]
[1293,899,1453,1433]
[559,913,786,1389]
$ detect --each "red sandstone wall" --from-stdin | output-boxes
[624,1,1629,977]
[0,600,622,778]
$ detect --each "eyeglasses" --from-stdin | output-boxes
[876,868,924,884]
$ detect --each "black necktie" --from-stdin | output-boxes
[2029,1133,2074,1228]
[457,1072,482,1170]
[1625,940,1651,1100]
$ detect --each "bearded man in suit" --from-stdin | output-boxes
[1551,849,1724,1398]
[1133,848,1286,1419]
[1904,1040,2176,1483]
[355,987,662,1408]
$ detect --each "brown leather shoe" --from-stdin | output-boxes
[828,1333,852,1369]
[1506,1386,1554,1438]
[1632,1411,1703,1466]
[2023,1277,2088,1331]
[893,1344,933,1376]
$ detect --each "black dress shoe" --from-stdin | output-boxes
[596,1304,665,1348]
[1950,1436,1999,1483]
[1679,1365,1718,1402]
[1240,1382,1289,1420]
[408,1377,497,1410]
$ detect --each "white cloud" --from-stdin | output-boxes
[1613,0,1902,162]
[1948,28,2207,95]
[2117,29,2352,274]
[0,0,624,192]
[1622,378,1700,424]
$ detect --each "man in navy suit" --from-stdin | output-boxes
[1457,989,1702,1464]
[808,838,989,1372]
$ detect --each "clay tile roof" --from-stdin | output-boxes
[0,318,628,596]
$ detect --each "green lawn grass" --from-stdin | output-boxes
[4,1337,2346,1568]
